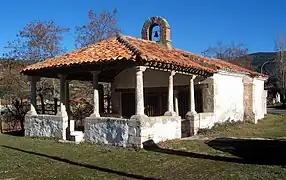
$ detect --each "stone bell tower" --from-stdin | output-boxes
[141,16,172,49]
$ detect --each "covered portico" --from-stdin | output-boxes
[22,16,218,147]
[24,55,210,143]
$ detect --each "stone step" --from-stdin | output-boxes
[70,131,84,144]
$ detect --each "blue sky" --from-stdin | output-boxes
[0,0,286,55]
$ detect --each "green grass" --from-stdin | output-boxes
[0,114,285,180]
[198,114,286,138]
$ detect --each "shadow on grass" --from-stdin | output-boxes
[1,145,160,180]
[3,130,24,137]
[206,137,286,166]
[143,139,286,166]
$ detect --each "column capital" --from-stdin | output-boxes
[191,75,197,80]
[135,66,146,72]
[170,70,176,76]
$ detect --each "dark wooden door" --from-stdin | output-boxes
[121,93,135,118]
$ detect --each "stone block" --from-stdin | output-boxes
[84,117,129,147]
[185,112,199,136]
[24,114,68,139]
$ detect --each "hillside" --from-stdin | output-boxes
[248,52,276,75]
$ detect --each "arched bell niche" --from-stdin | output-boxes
[141,16,172,49]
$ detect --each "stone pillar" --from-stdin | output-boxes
[189,75,197,114]
[58,74,68,117]
[90,71,100,117]
[243,77,256,124]
[276,92,281,103]
[98,84,104,114]
[165,71,176,116]
[111,83,122,116]
[135,66,146,115]
[185,75,199,136]
[65,80,70,117]
[174,90,179,116]
[27,76,40,115]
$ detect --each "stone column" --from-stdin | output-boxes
[111,83,122,116]
[135,66,146,115]
[174,89,179,116]
[65,80,70,117]
[27,76,40,115]
[90,71,100,117]
[165,71,176,116]
[185,75,199,136]
[189,75,197,114]
[58,74,68,117]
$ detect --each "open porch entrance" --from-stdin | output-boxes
[25,62,215,146]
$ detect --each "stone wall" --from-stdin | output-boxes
[243,76,255,123]
[85,115,181,148]
[140,116,181,144]
[184,112,214,136]
[84,117,129,147]
[25,114,68,139]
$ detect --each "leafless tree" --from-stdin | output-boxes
[5,20,70,113]
[202,41,252,69]
[75,9,120,48]
[74,9,120,114]
[274,34,286,104]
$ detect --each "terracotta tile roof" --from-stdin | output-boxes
[22,35,266,77]
[22,37,135,72]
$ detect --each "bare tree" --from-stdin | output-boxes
[6,20,69,61]
[75,9,120,48]
[73,9,120,115]
[274,34,286,104]
[202,41,252,69]
[6,20,70,113]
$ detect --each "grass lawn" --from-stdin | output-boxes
[0,114,286,180]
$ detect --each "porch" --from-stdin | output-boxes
[24,64,215,147]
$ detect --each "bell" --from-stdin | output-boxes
[154,31,159,38]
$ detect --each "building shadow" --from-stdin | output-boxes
[206,137,286,166]
[1,145,160,180]
[143,139,286,166]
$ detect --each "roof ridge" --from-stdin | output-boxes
[116,34,142,56]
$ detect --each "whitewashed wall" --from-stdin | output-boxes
[213,72,244,124]
[140,116,181,144]
[198,113,215,129]
[253,78,265,120]
[114,67,192,89]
